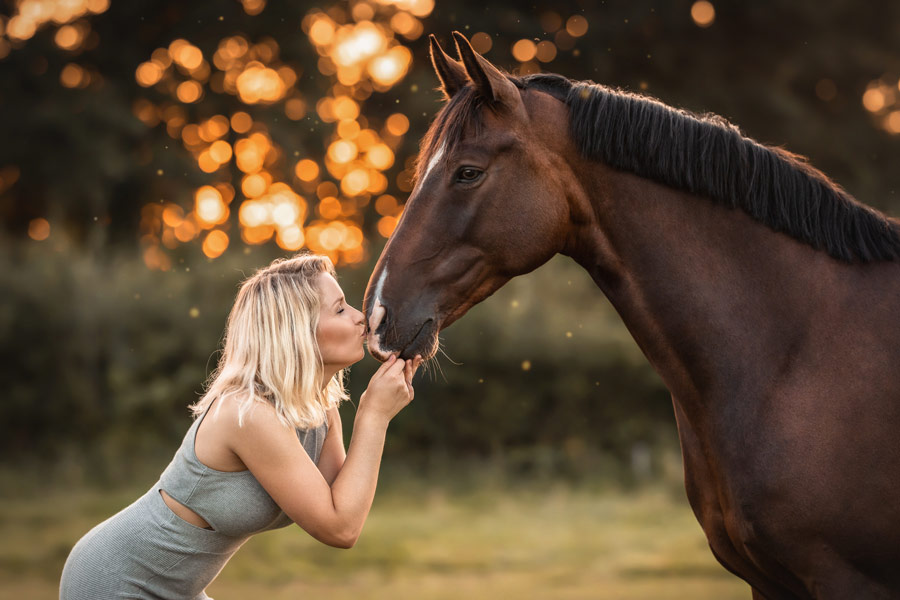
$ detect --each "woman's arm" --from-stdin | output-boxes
[317,407,346,485]
[231,355,418,548]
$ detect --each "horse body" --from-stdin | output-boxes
[364,33,900,598]
[576,167,900,598]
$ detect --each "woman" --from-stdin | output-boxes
[60,253,421,599]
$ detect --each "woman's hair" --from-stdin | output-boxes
[190,253,349,430]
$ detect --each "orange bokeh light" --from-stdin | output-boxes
[28,218,50,241]
[202,230,229,258]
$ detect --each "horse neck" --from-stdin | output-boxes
[564,164,840,425]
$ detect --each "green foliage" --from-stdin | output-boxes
[0,235,672,482]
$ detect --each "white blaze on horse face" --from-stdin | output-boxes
[421,143,445,185]
[367,268,388,357]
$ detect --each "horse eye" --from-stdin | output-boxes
[456,167,483,183]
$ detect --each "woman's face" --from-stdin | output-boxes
[316,272,366,374]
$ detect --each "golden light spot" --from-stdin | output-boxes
[365,143,394,170]
[691,1,715,27]
[181,124,202,146]
[175,44,203,70]
[337,119,361,139]
[375,194,399,216]
[511,299,519,308]
[240,225,272,245]
[366,171,388,194]
[863,88,886,112]
[272,200,299,227]
[316,97,337,122]
[377,215,398,238]
[356,128,379,150]
[55,24,83,51]
[277,224,305,250]
[176,80,203,103]
[60,63,86,88]
[566,331,573,338]
[209,140,233,164]
[235,137,267,173]
[309,17,336,46]
[332,96,360,121]
[391,12,422,39]
[240,0,266,16]
[352,2,375,21]
[521,360,532,371]
[239,200,269,227]
[195,186,227,225]
[318,197,342,219]
[241,173,269,197]
[368,46,412,88]
[197,150,220,173]
[341,168,370,196]
[174,219,198,242]
[295,159,320,182]
[189,307,200,318]
[535,41,557,63]
[317,181,339,199]
[566,15,588,37]
[319,223,347,250]
[236,63,286,104]
[885,111,900,134]
[512,39,537,62]
[28,218,50,241]
[385,113,409,136]
[231,111,253,133]
[470,32,493,54]
[285,97,306,120]
[340,224,364,250]
[162,204,185,227]
[202,230,229,258]
[328,139,358,163]
[6,16,36,41]
[539,11,563,32]
[143,245,172,271]
[334,22,387,67]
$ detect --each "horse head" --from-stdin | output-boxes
[363,32,583,361]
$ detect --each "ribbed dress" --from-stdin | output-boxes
[59,405,328,600]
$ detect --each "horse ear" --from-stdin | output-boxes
[451,31,519,107]
[429,35,467,99]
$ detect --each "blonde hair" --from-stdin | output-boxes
[190,253,349,430]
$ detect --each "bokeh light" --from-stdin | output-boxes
[135,1,432,268]
[691,1,716,28]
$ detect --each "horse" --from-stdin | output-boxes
[363,32,900,599]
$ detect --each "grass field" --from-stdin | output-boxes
[0,475,749,600]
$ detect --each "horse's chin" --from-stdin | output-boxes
[366,319,439,362]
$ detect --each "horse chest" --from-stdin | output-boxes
[674,401,813,598]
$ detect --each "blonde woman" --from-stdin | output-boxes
[60,254,421,599]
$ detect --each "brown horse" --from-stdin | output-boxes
[363,32,900,599]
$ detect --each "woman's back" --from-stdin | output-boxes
[59,403,327,600]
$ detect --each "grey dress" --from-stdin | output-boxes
[59,405,328,600]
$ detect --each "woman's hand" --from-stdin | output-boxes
[360,354,422,423]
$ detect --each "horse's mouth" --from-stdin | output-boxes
[399,318,436,360]
[368,318,437,362]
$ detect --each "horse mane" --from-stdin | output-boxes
[421,72,900,263]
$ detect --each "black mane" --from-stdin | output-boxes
[422,73,900,263]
